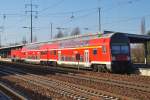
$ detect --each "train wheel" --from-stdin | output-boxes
[92,65,98,72]
[52,61,57,67]
[40,61,44,65]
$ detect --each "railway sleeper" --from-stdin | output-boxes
[0,68,134,100]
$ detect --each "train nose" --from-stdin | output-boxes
[111,61,132,73]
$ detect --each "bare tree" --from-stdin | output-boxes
[22,36,28,44]
[147,30,150,35]
[147,30,150,63]
[33,35,37,42]
[131,30,150,63]
[70,27,80,36]
[14,42,20,46]
[131,44,145,63]
[55,30,64,38]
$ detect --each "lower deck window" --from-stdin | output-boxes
[80,56,83,62]
[93,49,97,55]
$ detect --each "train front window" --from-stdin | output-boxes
[112,46,120,54]
[111,45,129,54]
[121,45,129,54]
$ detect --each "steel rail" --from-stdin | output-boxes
[0,82,27,100]
[57,73,150,93]
[0,67,136,100]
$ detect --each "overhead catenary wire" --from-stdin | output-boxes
[59,10,98,26]
[0,0,140,18]
[103,0,141,12]
[45,7,98,16]
[0,0,141,17]
[39,0,65,13]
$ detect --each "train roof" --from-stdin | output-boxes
[23,31,150,49]
[24,32,114,46]
[127,33,150,43]
[23,32,115,50]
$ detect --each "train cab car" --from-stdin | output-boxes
[55,32,132,73]
[110,33,131,73]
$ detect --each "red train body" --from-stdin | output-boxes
[11,32,132,73]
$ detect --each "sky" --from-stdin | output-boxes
[0,0,150,46]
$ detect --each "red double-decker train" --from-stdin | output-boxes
[11,32,132,73]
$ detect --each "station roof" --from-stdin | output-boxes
[126,33,150,43]
[0,44,24,51]
[104,31,150,43]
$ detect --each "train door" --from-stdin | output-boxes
[84,50,89,66]
[58,51,61,62]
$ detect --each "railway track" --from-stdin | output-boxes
[4,63,150,94]
[0,67,134,100]
[1,62,150,99]
[0,82,26,100]
[56,73,150,93]
[3,64,150,94]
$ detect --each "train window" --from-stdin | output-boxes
[66,57,69,61]
[28,55,31,59]
[68,57,71,61]
[68,57,70,61]
[67,56,70,61]
[32,56,34,59]
[111,45,129,54]
[35,56,38,59]
[111,46,120,54]
[93,49,97,55]
[50,51,52,55]
[61,56,64,61]
[41,51,47,55]
[102,45,107,53]
[65,57,68,61]
[72,56,75,61]
[54,50,56,55]
[80,56,83,62]
[37,55,40,59]
[121,46,129,54]
[64,56,66,61]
